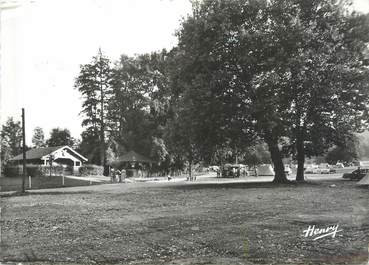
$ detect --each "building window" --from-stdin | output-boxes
[76,161,81,166]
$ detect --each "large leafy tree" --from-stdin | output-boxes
[166,85,203,179]
[177,0,289,182]
[75,49,112,167]
[78,128,101,165]
[254,0,369,181]
[46,128,74,147]
[325,143,357,165]
[32,127,45,148]
[243,143,271,168]
[108,54,152,156]
[173,6,258,170]
[108,51,174,164]
[177,0,369,183]
[1,117,23,166]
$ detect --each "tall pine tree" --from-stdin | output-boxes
[75,49,112,167]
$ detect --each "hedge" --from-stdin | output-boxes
[78,164,104,176]
[4,165,66,178]
[39,165,66,176]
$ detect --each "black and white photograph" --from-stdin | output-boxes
[1,0,369,264]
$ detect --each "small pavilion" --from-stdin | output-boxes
[111,151,154,178]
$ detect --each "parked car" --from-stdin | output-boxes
[317,163,337,174]
[319,167,331,174]
[221,164,242,178]
[209,165,220,172]
[304,164,336,174]
[304,164,318,174]
[334,163,344,168]
[359,161,369,168]
[342,168,369,180]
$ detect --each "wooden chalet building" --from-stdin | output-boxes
[9,146,88,172]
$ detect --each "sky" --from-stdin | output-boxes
[1,0,369,145]
[0,0,192,144]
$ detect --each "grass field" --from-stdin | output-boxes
[0,174,368,264]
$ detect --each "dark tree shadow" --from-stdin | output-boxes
[167,180,322,191]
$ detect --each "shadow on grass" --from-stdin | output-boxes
[0,190,93,198]
[168,180,322,191]
[355,184,369,190]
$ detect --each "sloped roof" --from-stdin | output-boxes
[9,146,87,162]
[115,151,153,163]
[10,146,63,161]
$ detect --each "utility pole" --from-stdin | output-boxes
[21,108,26,192]
[49,154,53,177]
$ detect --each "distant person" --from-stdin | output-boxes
[115,170,121,183]
[120,169,126,182]
[117,169,121,183]
[110,168,115,183]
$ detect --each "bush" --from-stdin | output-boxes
[4,165,22,177]
[4,164,66,177]
[26,165,43,177]
[39,165,66,176]
[4,165,41,177]
[78,164,104,176]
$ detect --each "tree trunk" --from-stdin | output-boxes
[188,158,192,181]
[99,69,106,169]
[100,132,105,164]
[267,138,289,183]
[296,128,305,182]
[219,153,223,178]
